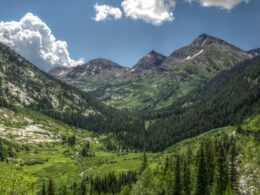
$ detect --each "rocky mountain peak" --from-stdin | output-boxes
[247,48,260,57]
[160,33,249,70]
[148,50,160,56]
[66,58,127,78]
[86,58,124,69]
[133,50,167,70]
[192,34,227,47]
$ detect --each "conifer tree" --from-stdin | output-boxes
[164,156,170,175]
[47,178,55,195]
[173,155,181,195]
[41,181,46,195]
[90,180,93,195]
[80,143,90,157]
[217,144,228,195]
[183,160,191,195]
[72,182,78,195]
[230,143,238,193]
[140,152,147,172]
[80,178,87,195]
[196,144,208,195]
[204,140,215,186]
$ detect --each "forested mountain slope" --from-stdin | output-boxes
[0,43,115,131]
[132,124,260,195]
[1,41,260,154]
[112,55,260,151]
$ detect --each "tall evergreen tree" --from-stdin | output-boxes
[204,140,215,186]
[72,182,78,195]
[90,180,93,195]
[41,181,46,195]
[183,160,191,195]
[140,152,147,172]
[47,178,55,195]
[164,156,170,175]
[80,178,87,195]
[230,143,238,193]
[173,155,181,195]
[196,144,208,195]
[217,144,228,195]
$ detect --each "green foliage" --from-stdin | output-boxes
[132,168,157,195]
[113,56,260,151]
[80,142,90,157]
[41,181,46,195]
[47,178,55,195]
[0,138,20,161]
[0,172,38,194]
[173,155,181,195]
[140,152,148,172]
[90,171,137,194]
[0,43,260,194]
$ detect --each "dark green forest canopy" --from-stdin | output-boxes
[113,56,260,151]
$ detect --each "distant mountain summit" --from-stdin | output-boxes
[66,58,128,79]
[161,34,249,69]
[133,50,167,71]
[247,48,260,57]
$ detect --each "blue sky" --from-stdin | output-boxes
[0,0,259,70]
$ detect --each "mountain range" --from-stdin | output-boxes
[49,34,260,109]
[0,34,260,194]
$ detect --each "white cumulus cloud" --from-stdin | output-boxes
[186,0,249,10]
[121,0,176,26]
[94,4,123,22]
[0,13,84,71]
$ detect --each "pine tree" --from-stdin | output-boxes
[164,156,170,175]
[68,135,76,146]
[41,181,46,195]
[140,152,147,172]
[230,143,238,193]
[72,182,78,195]
[183,160,191,195]
[47,178,55,195]
[173,155,181,195]
[80,144,89,157]
[217,144,228,195]
[80,178,87,195]
[0,143,5,161]
[204,140,215,186]
[90,180,93,195]
[196,144,208,195]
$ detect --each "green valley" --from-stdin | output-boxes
[0,106,146,194]
[0,34,260,195]
[0,105,259,194]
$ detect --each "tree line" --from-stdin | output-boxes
[40,170,137,195]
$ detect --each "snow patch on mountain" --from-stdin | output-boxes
[186,49,205,60]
